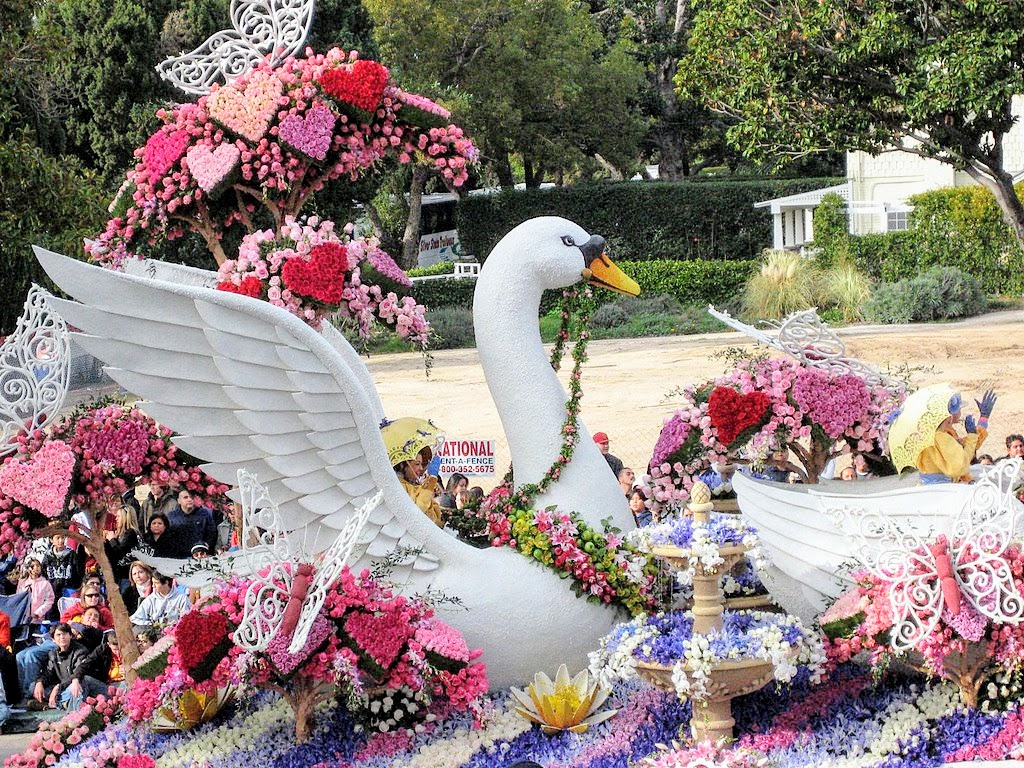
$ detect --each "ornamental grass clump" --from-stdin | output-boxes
[741,250,822,320]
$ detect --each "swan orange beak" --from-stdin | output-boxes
[578,235,640,297]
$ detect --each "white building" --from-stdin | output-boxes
[756,96,1024,250]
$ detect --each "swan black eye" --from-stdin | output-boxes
[560,235,576,247]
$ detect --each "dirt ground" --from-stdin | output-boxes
[366,309,1024,489]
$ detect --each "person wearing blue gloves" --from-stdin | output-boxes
[918,388,996,483]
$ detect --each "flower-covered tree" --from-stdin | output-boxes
[0,398,229,671]
[644,355,903,515]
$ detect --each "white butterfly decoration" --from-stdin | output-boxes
[156,0,314,96]
[707,305,906,398]
[232,469,383,654]
[0,287,70,456]
[824,459,1024,652]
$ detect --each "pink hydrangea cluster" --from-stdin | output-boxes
[822,543,1024,683]
[791,368,873,439]
[86,48,479,269]
[216,216,428,343]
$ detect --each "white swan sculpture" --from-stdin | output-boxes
[32,216,641,687]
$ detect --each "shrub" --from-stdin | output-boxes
[408,261,455,278]
[864,266,988,324]
[457,178,842,263]
[426,307,476,349]
[741,250,821,319]
[822,257,872,323]
[591,294,683,329]
[810,193,851,268]
[410,277,477,310]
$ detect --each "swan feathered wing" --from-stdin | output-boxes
[33,246,439,577]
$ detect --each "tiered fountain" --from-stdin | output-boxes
[634,481,776,742]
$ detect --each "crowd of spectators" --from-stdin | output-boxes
[0,480,239,724]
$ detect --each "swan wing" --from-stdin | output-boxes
[33,246,439,581]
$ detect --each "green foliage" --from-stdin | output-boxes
[822,258,872,323]
[426,307,476,350]
[0,132,108,334]
[619,259,756,307]
[811,193,851,268]
[741,250,821,320]
[407,262,455,278]
[840,188,1024,296]
[591,294,683,329]
[409,277,477,310]
[364,0,647,185]
[864,267,988,324]
[40,0,172,181]
[457,178,840,262]
[679,0,1024,244]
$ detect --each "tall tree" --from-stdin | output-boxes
[365,0,646,187]
[679,0,1024,246]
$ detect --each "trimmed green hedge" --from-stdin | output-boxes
[411,258,757,314]
[456,178,842,263]
[821,186,1024,295]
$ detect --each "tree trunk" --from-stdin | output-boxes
[966,164,1024,254]
[400,166,429,269]
[653,121,690,180]
[494,152,515,189]
[81,508,142,679]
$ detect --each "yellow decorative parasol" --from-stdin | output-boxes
[380,417,445,467]
[888,383,958,473]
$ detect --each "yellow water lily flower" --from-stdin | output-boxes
[510,664,617,734]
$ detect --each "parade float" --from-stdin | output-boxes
[7,6,1024,767]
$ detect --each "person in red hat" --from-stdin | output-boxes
[592,431,623,477]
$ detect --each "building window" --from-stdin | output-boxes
[886,210,909,231]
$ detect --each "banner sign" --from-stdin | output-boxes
[437,439,496,476]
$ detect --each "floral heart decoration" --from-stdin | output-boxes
[206,70,283,144]
[142,129,190,185]
[344,609,413,672]
[174,611,231,683]
[0,441,75,519]
[281,243,349,305]
[318,60,390,116]
[278,102,336,163]
[707,386,772,447]
[186,143,241,197]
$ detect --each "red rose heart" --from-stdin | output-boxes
[142,129,190,185]
[344,609,413,670]
[174,612,230,681]
[318,60,389,114]
[708,386,771,447]
[281,243,348,305]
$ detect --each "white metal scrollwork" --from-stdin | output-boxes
[156,0,314,95]
[232,469,382,653]
[0,287,70,456]
[707,306,906,397]
[822,459,1024,652]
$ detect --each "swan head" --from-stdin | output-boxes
[488,217,640,296]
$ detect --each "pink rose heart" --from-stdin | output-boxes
[206,70,283,143]
[186,143,241,195]
[278,103,336,162]
[142,129,190,184]
[0,441,75,519]
[345,610,412,670]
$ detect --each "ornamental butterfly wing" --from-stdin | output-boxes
[287,489,383,653]
[233,470,293,652]
[951,459,1024,624]
[0,287,70,457]
[156,0,314,95]
[830,506,944,652]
